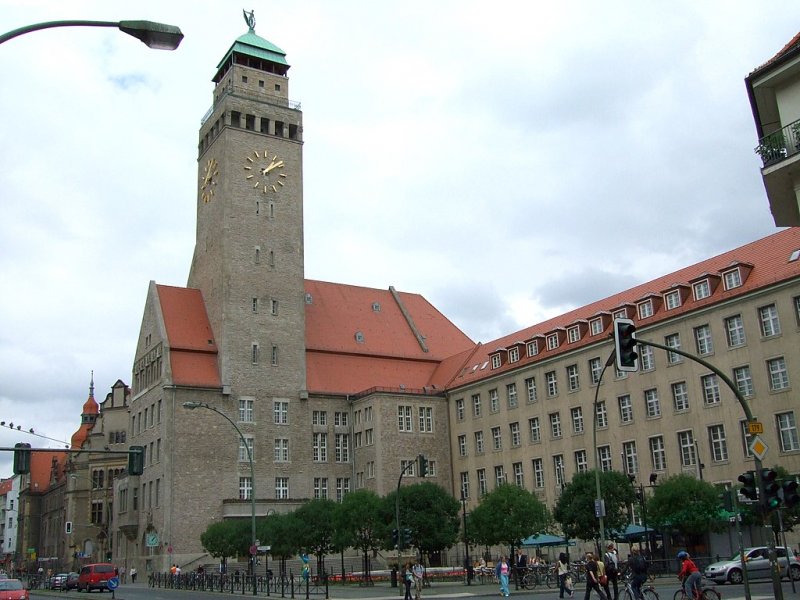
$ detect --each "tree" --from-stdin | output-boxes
[648,473,726,551]
[200,519,249,562]
[334,489,386,581]
[383,482,461,561]
[468,484,550,552]
[258,512,301,576]
[553,470,635,543]
[293,499,337,574]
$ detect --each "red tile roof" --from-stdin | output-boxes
[0,479,12,495]
[156,285,221,388]
[452,228,800,387]
[750,31,800,76]
[28,451,67,493]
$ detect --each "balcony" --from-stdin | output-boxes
[753,119,800,226]
[754,120,800,167]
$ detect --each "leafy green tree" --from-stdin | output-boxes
[293,499,337,574]
[200,519,249,561]
[553,470,636,544]
[383,482,461,561]
[648,473,726,550]
[258,512,301,576]
[468,484,550,552]
[334,489,386,579]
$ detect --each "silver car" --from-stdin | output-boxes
[704,546,800,584]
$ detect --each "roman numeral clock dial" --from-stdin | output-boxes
[243,149,288,194]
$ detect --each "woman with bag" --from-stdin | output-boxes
[603,543,619,600]
[556,553,573,599]
[583,552,608,600]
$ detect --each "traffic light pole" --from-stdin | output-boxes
[634,338,782,600]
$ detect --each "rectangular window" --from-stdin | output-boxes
[335,433,350,462]
[509,347,520,363]
[597,445,612,472]
[313,477,328,499]
[759,304,781,337]
[546,333,559,350]
[589,358,602,385]
[494,465,506,488]
[532,459,545,488]
[567,364,580,392]
[678,430,696,467]
[275,477,289,499]
[571,407,584,434]
[418,407,433,432]
[365,428,374,445]
[239,476,252,500]
[777,412,800,452]
[701,374,721,406]
[239,436,254,462]
[273,400,288,424]
[397,406,413,431]
[623,441,638,475]
[491,426,502,450]
[474,431,485,454]
[638,300,654,319]
[546,371,558,397]
[649,435,667,471]
[671,381,689,412]
[590,318,603,336]
[596,401,608,428]
[458,434,467,457]
[708,424,728,462]
[640,345,655,371]
[271,298,279,315]
[472,394,482,417]
[401,459,416,477]
[460,472,470,499]
[725,314,746,347]
[334,411,348,427]
[645,388,661,418]
[274,438,289,462]
[733,366,754,397]
[575,449,588,473]
[795,295,800,326]
[723,268,742,290]
[506,383,518,408]
[477,468,488,496]
[252,297,259,312]
[567,326,580,343]
[239,398,254,422]
[528,417,541,443]
[251,343,259,364]
[513,462,524,487]
[455,398,465,420]
[665,290,681,310]
[767,357,790,391]
[491,355,501,369]
[740,420,754,458]
[694,324,714,355]
[527,340,539,356]
[553,455,565,487]
[336,477,350,502]
[693,280,711,300]
[525,377,537,403]
[510,422,521,447]
[618,395,633,423]
[310,432,328,462]
[312,410,327,425]
[549,412,562,438]
[489,388,500,412]
[665,333,682,364]
[271,345,278,366]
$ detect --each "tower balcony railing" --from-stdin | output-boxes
[201,80,301,125]
[755,118,800,167]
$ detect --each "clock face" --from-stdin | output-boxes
[200,158,219,203]
[243,149,287,194]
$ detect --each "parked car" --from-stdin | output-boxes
[0,579,28,600]
[49,573,69,590]
[65,572,79,590]
[704,546,800,584]
[77,563,117,592]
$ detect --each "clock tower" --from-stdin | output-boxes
[189,13,306,401]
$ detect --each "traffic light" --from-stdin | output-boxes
[128,446,144,476]
[402,528,413,548]
[762,468,781,511]
[781,479,800,509]
[719,489,733,512]
[65,521,73,534]
[738,470,758,501]
[13,443,31,475]
[391,528,399,548]
[613,318,638,372]
[418,454,428,477]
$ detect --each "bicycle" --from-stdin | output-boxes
[672,576,721,600]
[619,573,660,600]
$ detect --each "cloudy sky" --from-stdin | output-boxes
[0,0,796,473]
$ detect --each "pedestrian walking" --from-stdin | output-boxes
[130,566,137,583]
[403,562,413,600]
[556,552,573,599]
[495,555,510,597]
[583,552,608,600]
[119,566,126,584]
[603,544,619,600]
[413,559,424,600]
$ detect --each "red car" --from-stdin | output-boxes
[0,579,28,600]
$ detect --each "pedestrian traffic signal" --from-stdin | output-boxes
[128,446,144,476]
[781,479,800,509]
[738,470,758,501]
[13,443,31,475]
[762,468,781,511]
[613,318,638,372]
[418,454,428,477]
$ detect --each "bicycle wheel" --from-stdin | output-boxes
[545,572,557,588]
[672,589,685,600]
[643,587,660,600]
[700,589,721,600]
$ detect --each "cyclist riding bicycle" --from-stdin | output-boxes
[677,551,701,600]
[628,547,648,600]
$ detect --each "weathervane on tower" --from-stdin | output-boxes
[243,9,256,31]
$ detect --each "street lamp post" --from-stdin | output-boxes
[183,402,257,596]
[460,492,471,586]
[0,19,184,49]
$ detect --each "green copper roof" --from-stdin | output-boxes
[215,29,289,69]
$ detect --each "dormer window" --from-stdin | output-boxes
[491,355,501,369]
[567,326,580,344]
[723,268,742,290]
[664,290,681,310]
[546,333,559,351]
[638,300,654,319]
[589,318,603,336]
[509,347,520,363]
[526,340,539,357]
[693,279,711,300]
[372,302,381,312]
[612,309,627,320]
[355,331,365,343]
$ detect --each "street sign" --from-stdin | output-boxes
[748,421,764,434]
[257,545,271,552]
[107,577,119,590]
[594,499,606,518]
[749,435,769,461]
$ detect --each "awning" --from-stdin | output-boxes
[611,524,655,542]
[521,533,576,547]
